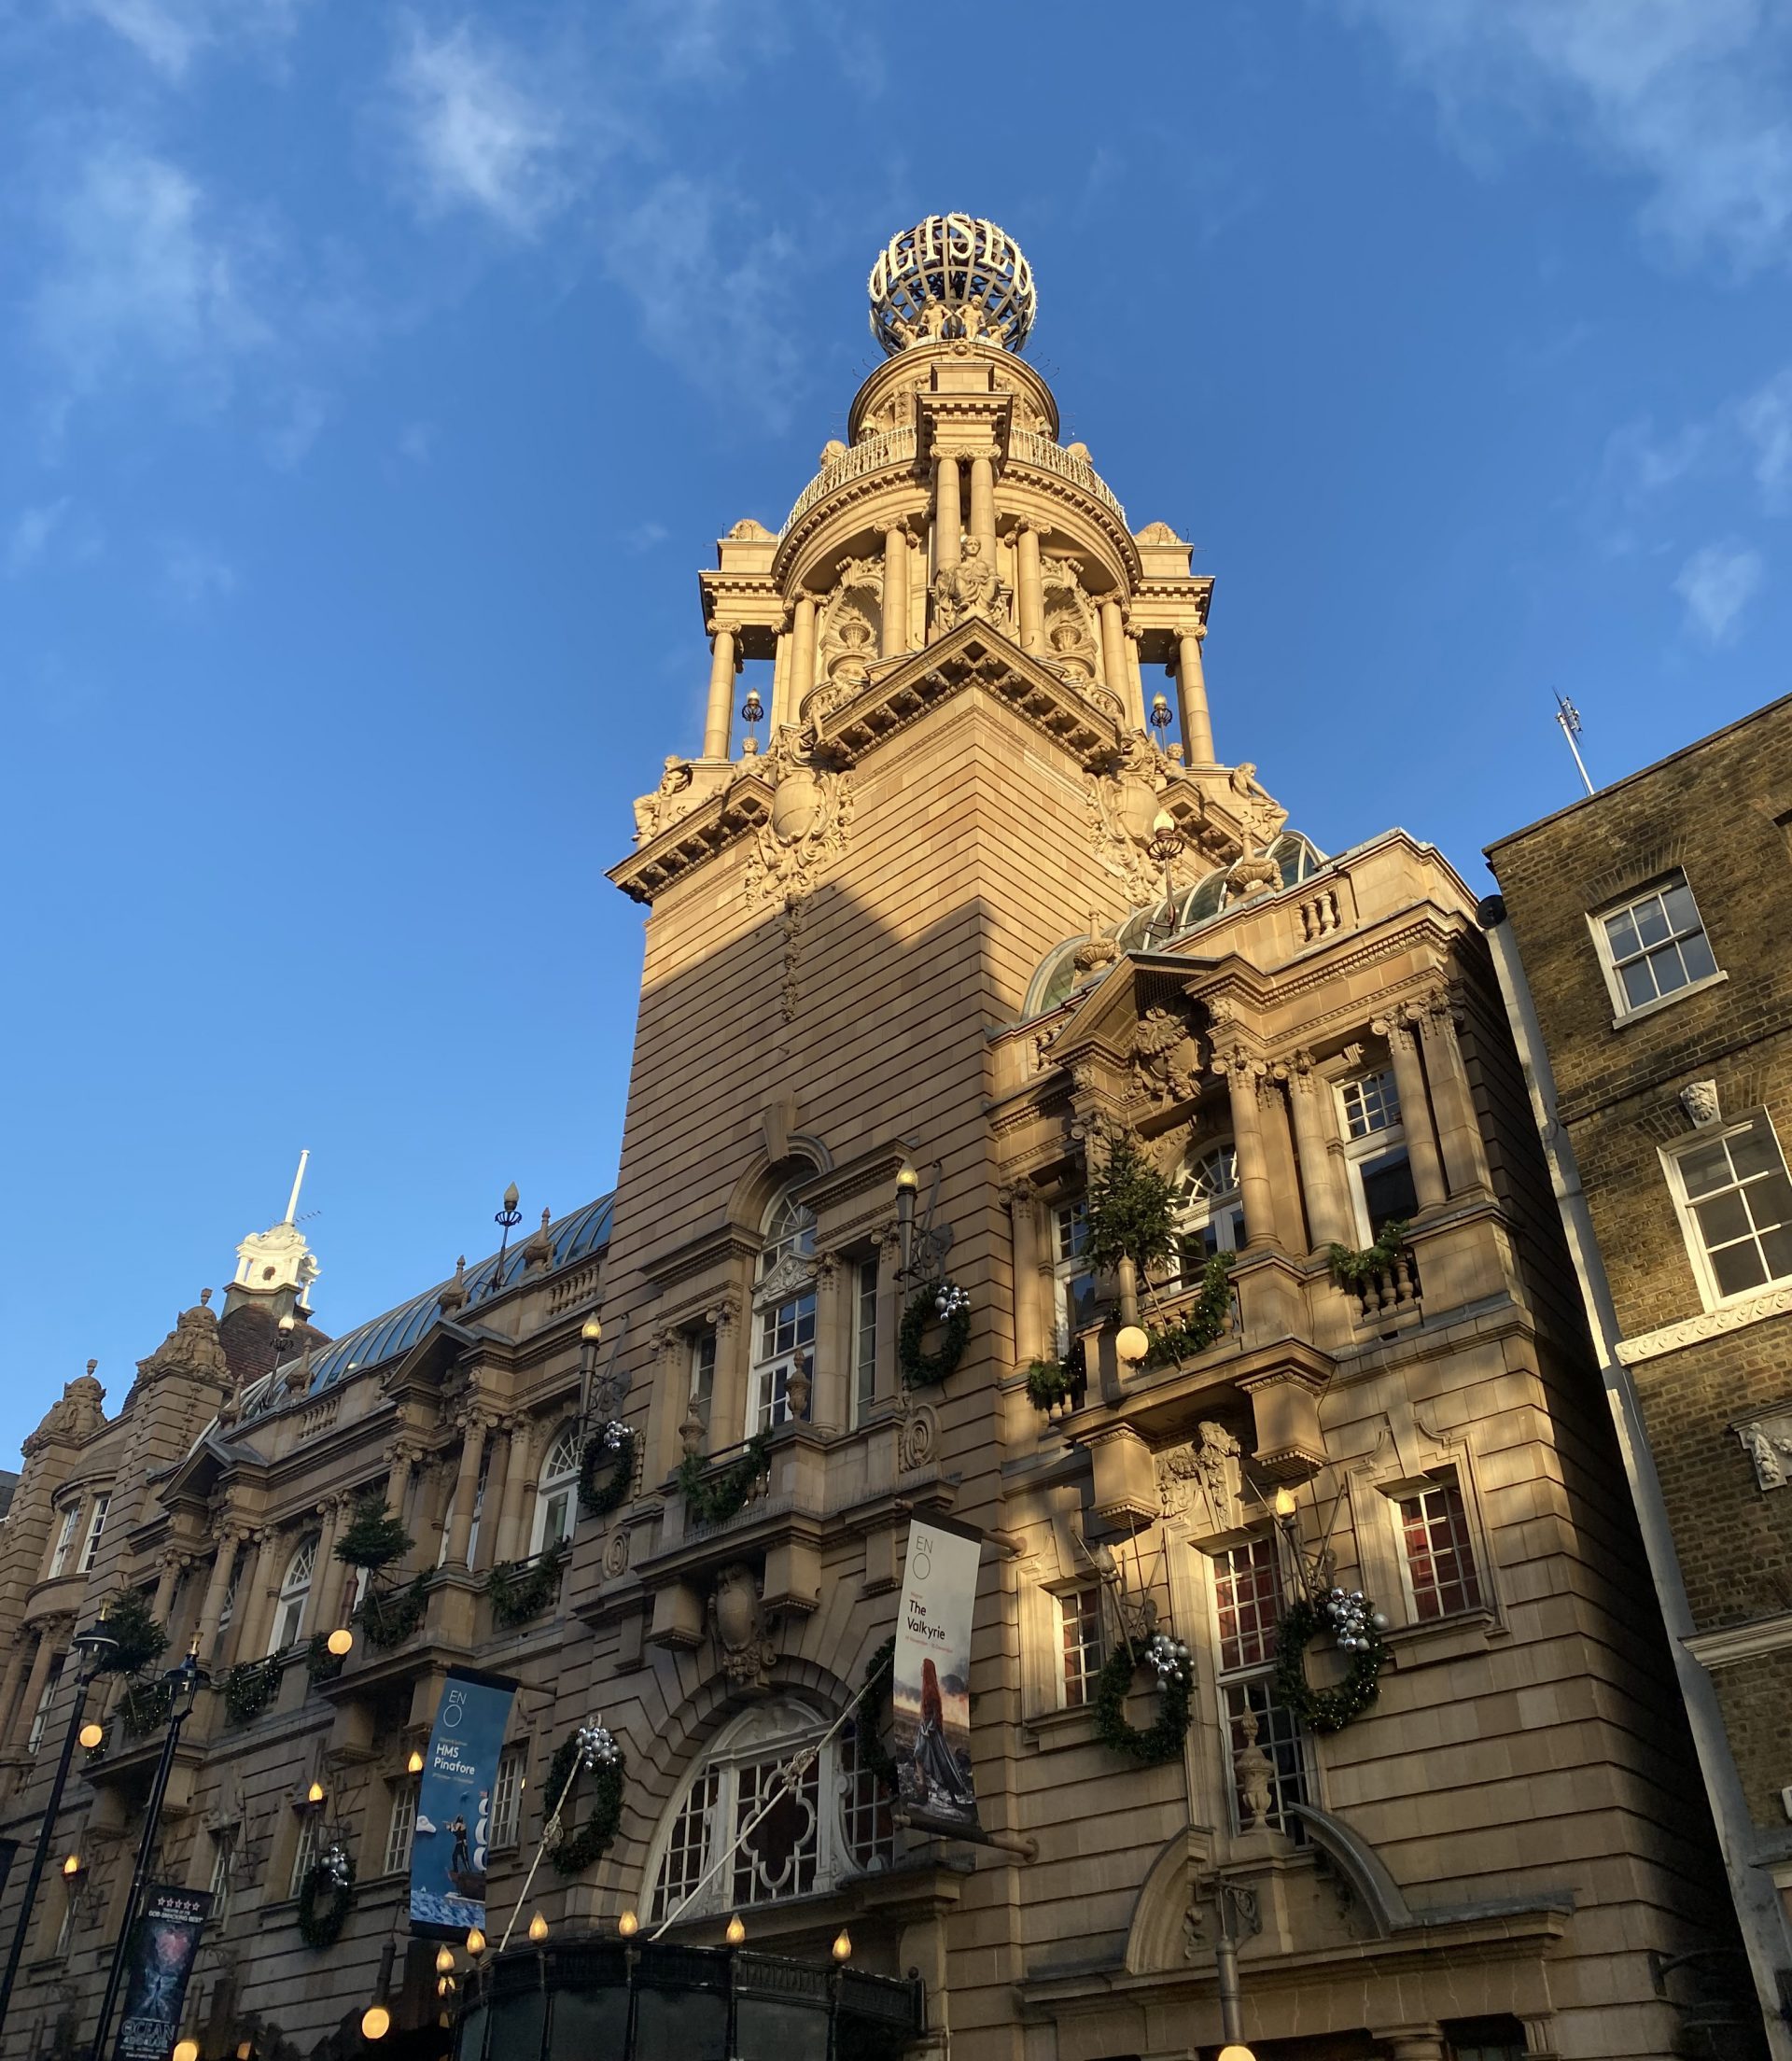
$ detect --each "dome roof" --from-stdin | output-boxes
[244,1191,613,1411]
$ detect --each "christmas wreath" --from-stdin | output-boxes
[850,1636,897,1793]
[1271,1591,1390,1733]
[899,1283,971,1389]
[1094,1633,1194,1766]
[545,1723,626,1876]
[296,1843,354,1947]
[578,1421,638,1519]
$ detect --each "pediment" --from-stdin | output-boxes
[1043,951,1216,1070]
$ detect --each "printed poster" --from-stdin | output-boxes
[890,1518,983,1836]
[410,1666,518,1936]
[112,1885,212,2061]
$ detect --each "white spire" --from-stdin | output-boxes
[225,1151,321,1315]
[284,1148,311,1227]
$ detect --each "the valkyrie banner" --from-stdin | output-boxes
[410,1666,518,1936]
[113,1885,212,2061]
[890,1518,983,1836]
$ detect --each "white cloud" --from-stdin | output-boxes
[29,144,269,400]
[1740,366,1792,509]
[1347,0,1792,273]
[389,20,574,236]
[161,537,237,608]
[264,386,329,469]
[67,0,305,80]
[7,500,73,577]
[1674,537,1764,641]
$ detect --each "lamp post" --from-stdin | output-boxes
[488,1185,523,1299]
[89,1646,207,2061]
[1143,809,1186,946]
[0,1613,119,2035]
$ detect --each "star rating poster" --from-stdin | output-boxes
[889,1518,983,1836]
[113,1886,213,2061]
[411,1666,518,1937]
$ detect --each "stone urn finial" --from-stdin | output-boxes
[679,1399,707,1459]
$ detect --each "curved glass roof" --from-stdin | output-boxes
[243,1191,613,1412]
[1025,832,1326,1019]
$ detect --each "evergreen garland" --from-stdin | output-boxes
[850,1636,898,1792]
[1093,1634,1195,1766]
[91,1591,168,1676]
[578,1422,638,1519]
[118,1679,175,1737]
[544,1725,627,1876]
[1325,1219,1411,1291]
[1085,1134,1176,1276]
[355,1576,427,1650]
[898,1283,971,1389]
[487,1543,568,1629]
[1023,1358,1072,1410]
[295,1845,354,1948]
[333,1496,413,1571]
[304,1633,344,1686]
[1143,1254,1237,1368]
[676,1432,773,1527]
[220,1656,284,1725]
[1270,1596,1389,1732]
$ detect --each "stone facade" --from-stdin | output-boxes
[1486,693,1792,2046]
[0,218,1766,2061]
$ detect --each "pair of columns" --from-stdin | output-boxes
[444,1413,538,1571]
[932,448,999,570]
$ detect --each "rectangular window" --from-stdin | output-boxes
[208,1831,236,1926]
[54,1887,77,1958]
[490,1746,525,1849]
[1597,874,1718,1016]
[288,1815,318,1900]
[1669,1115,1792,1304]
[748,1292,816,1436]
[1053,1199,1097,1355]
[77,1495,110,1575]
[1208,1537,1308,1836]
[852,1258,879,1425]
[26,1659,63,1756]
[1057,1585,1104,1708]
[1339,1068,1401,1140]
[384,1781,418,1875]
[1397,1478,1485,1621]
[47,1507,78,1580]
[1337,1071,1418,1242]
[690,1329,717,1432]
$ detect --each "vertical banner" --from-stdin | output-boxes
[890,1519,983,1836]
[411,1667,518,1936]
[112,1885,212,2061]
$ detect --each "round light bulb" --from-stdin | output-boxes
[1113,1324,1149,1365]
[78,1722,104,1750]
[895,1167,918,1192]
[62,1854,81,1877]
[1217,2047,1257,2061]
[359,2009,390,2041]
[407,1749,424,1774]
[581,1317,603,1343]
[528,1913,548,1943]
[617,1911,639,1939]
[307,1781,326,1805]
[1273,1486,1297,1519]
[434,1946,455,1974]
[831,1929,851,1963]
[326,1628,354,1658]
[174,2041,199,2061]
[465,1927,485,1956]
[724,1914,746,1945]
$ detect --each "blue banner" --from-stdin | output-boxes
[410,1667,517,1935]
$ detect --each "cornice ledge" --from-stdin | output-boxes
[608,770,777,906]
[1686,1608,1792,1668]
[1615,1285,1792,1365]
[640,1223,761,1293]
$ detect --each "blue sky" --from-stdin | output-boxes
[5,0,1792,1465]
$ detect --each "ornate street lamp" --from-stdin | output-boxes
[0,1611,119,2034]
[88,1645,208,2061]
[488,1185,523,1299]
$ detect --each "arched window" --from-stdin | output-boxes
[531,1423,582,1556]
[748,1186,818,1437]
[644,1699,891,1926]
[1169,1144,1244,1283]
[269,1534,319,1653]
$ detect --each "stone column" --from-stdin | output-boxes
[968,451,996,560]
[0,1635,32,1747]
[791,594,819,717]
[222,1534,267,1669]
[812,1256,841,1426]
[1126,628,1146,728]
[313,1497,344,1627]
[1416,989,1493,1197]
[933,452,961,572]
[880,525,909,658]
[1217,1045,1279,1253]
[149,1554,181,1628]
[1381,2030,1447,2061]
[11,1630,58,1751]
[873,1232,901,1408]
[702,624,735,761]
[1175,621,1215,765]
[1007,1185,1044,1366]
[1099,600,1136,721]
[386,1447,416,1541]
[1375,1013,1447,1213]
[193,1530,241,1662]
[446,1414,489,1570]
[1015,523,1044,652]
[493,1419,536,1566]
[1286,1053,1351,1250]
[471,1424,511,1574]
[770,617,792,727]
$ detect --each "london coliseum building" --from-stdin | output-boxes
[0,220,1764,2061]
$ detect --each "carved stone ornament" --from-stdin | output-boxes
[743,726,853,905]
[679,1400,707,1458]
[1129,1003,1199,1106]
[1233,1706,1274,1830]
[710,1563,777,1689]
[1086,752,1175,902]
[24,1366,107,1454]
[1681,1079,1723,1129]
[1156,1421,1242,1531]
[603,1527,631,1578]
[632,755,700,845]
[893,1390,937,1473]
[1736,1411,1792,1491]
[929,536,1008,638]
[137,1291,231,1388]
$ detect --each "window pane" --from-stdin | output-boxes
[1650,943,1690,995]
[1693,1190,1752,1248]
[1660,881,1700,934]
[1713,1241,1768,1297]
[1678,929,1717,983]
[1729,1125,1783,1184]
[1633,895,1671,947]
[1619,958,1657,1009]
[1679,1139,1734,1198]
[1213,1538,1280,1672]
[1361,1151,1419,1232]
[1060,1587,1104,1707]
[1746,1171,1792,1232]
[1760,1225,1792,1283]
[1223,1678,1307,1835]
[1603,908,1641,960]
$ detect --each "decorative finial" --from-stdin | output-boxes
[86,1358,98,1376]
[200,1287,213,1306]
[439,1255,469,1316]
[868,216,1035,358]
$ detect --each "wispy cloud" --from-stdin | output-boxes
[7,499,73,576]
[264,386,329,469]
[1346,0,1792,274]
[161,537,237,608]
[1674,537,1764,641]
[67,0,306,81]
[389,18,578,236]
[1740,365,1792,510]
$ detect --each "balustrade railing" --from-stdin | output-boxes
[1345,1247,1422,1326]
[1008,430,1128,526]
[778,428,918,538]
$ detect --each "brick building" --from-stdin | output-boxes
[1484,694,1792,2045]
[0,217,1768,2061]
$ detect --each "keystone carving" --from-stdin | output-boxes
[710,1563,776,1689]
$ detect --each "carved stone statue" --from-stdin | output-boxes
[931,536,1000,632]
[1130,1005,1197,1105]
[633,756,696,844]
[1233,1707,1274,1830]
[137,1291,231,1387]
[710,1563,776,1689]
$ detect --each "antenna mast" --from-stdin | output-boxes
[1555,693,1594,798]
[284,1149,311,1227]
